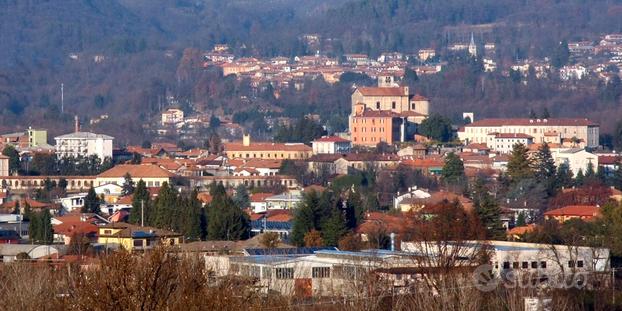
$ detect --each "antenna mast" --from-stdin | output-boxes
[61,83,64,113]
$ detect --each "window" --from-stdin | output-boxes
[568,261,575,268]
[531,261,538,269]
[577,260,584,268]
[411,103,415,110]
[312,267,330,278]
[392,101,396,109]
[104,230,112,235]
[262,267,272,279]
[503,262,510,269]
[376,101,380,109]
[275,268,294,279]
[540,261,547,269]
[133,240,144,247]
[522,262,529,269]
[512,262,519,269]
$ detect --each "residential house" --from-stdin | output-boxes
[551,148,598,176]
[97,222,182,252]
[55,132,114,160]
[544,205,601,223]
[491,133,534,154]
[96,164,176,188]
[161,108,184,126]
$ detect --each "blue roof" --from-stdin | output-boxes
[251,220,292,231]
[131,231,155,238]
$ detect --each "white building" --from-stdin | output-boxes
[491,133,534,154]
[402,240,610,285]
[161,108,184,125]
[311,136,352,154]
[56,193,87,212]
[55,132,114,160]
[457,118,599,148]
[0,155,9,176]
[560,65,588,80]
[552,148,599,176]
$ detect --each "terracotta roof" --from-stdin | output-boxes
[250,193,273,203]
[544,205,600,217]
[411,94,429,101]
[357,87,408,96]
[312,136,351,143]
[598,155,620,165]
[242,159,283,169]
[54,222,98,236]
[2,198,54,209]
[402,158,444,168]
[507,224,537,236]
[495,133,533,139]
[197,192,213,204]
[97,164,176,178]
[462,118,598,128]
[267,213,293,222]
[464,143,490,150]
[224,142,312,152]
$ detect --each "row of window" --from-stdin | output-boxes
[230,266,332,280]
[1,179,93,188]
[351,127,386,133]
[467,127,577,135]
[353,136,387,143]
[352,118,387,124]
[229,152,309,159]
[498,260,584,270]
[372,101,416,110]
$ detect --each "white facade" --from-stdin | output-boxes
[311,138,352,154]
[552,148,599,176]
[56,193,87,212]
[491,134,534,154]
[161,108,184,125]
[457,118,599,148]
[0,155,9,176]
[55,132,114,160]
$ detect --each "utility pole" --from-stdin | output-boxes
[141,199,144,227]
[61,83,64,114]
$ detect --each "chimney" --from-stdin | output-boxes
[242,134,251,147]
[403,86,409,95]
[74,115,80,132]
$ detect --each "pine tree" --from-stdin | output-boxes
[529,108,537,119]
[122,173,135,196]
[82,187,101,214]
[541,107,551,119]
[291,191,321,246]
[516,212,526,226]
[12,201,20,215]
[585,162,596,180]
[472,179,505,239]
[506,143,533,182]
[345,190,364,229]
[532,143,557,194]
[441,152,465,185]
[556,163,575,189]
[233,184,250,209]
[321,209,347,247]
[129,179,150,225]
[40,209,53,244]
[153,182,178,230]
[2,145,20,174]
[182,189,203,240]
[575,169,585,186]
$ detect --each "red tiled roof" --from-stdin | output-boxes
[357,87,407,96]
[495,133,533,139]
[2,198,54,209]
[224,142,311,152]
[53,222,98,236]
[544,205,600,217]
[411,94,429,101]
[312,136,351,143]
[250,193,273,203]
[507,224,537,236]
[598,155,620,165]
[97,164,176,178]
[242,159,283,169]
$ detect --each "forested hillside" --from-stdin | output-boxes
[1,0,622,142]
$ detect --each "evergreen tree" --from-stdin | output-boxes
[233,184,250,209]
[597,166,607,184]
[532,143,557,194]
[82,187,101,214]
[153,182,178,230]
[575,169,585,186]
[541,107,551,119]
[291,191,321,246]
[506,143,533,182]
[206,196,250,240]
[585,162,596,180]
[12,201,20,215]
[321,209,347,247]
[122,173,135,196]
[58,178,68,190]
[129,179,150,225]
[556,163,575,189]
[181,189,203,240]
[23,202,32,221]
[516,212,526,226]
[441,152,465,185]
[551,40,570,68]
[472,179,505,239]
[344,190,364,229]
[2,145,20,174]
[40,209,53,244]
[529,108,537,119]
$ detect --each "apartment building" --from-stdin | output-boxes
[161,108,184,125]
[457,118,599,148]
[55,132,114,160]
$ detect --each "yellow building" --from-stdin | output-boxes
[97,223,182,251]
[27,127,48,147]
[224,134,313,160]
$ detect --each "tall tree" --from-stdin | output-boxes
[471,179,505,239]
[206,186,249,240]
[321,209,347,247]
[291,191,321,246]
[129,179,150,225]
[418,114,453,142]
[2,145,20,174]
[82,187,101,214]
[233,184,250,209]
[441,152,465,185]
[122,173,135,196]
[532,143,557,194]
[506,143,533,182]
[556,163,575,189]
[152,182,178,230]
[551,40,570,68]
